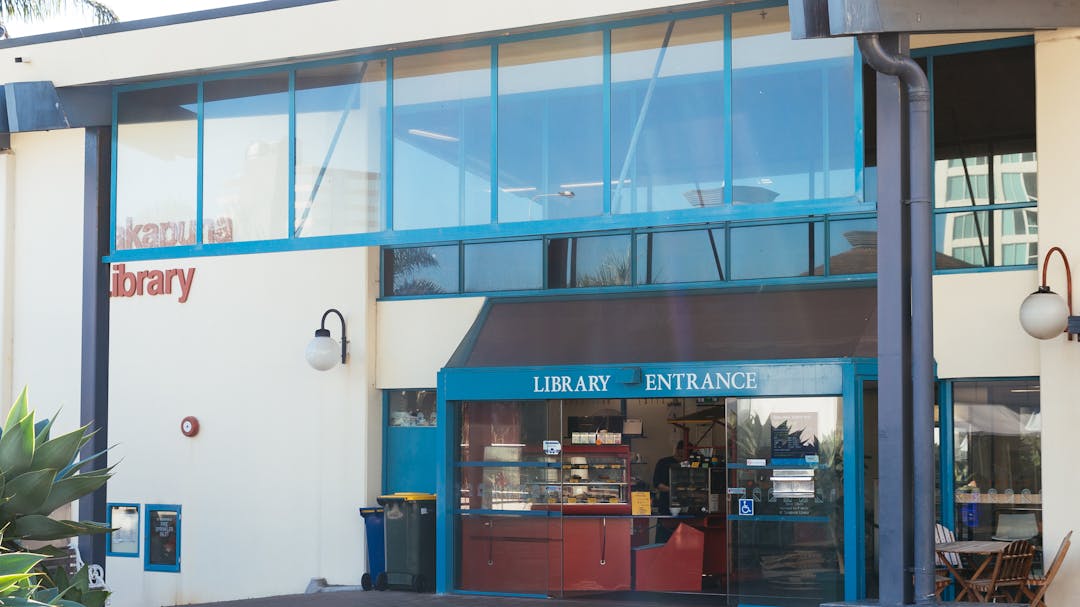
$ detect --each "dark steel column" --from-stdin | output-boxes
[907,58,936,607]
[870,33,914,607]
[79,126,111,570]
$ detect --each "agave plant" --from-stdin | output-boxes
[0,387,114,548]
[0,542,47,601]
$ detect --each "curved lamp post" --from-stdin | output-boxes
[306,308,348,370]
[1019,246,1079,340]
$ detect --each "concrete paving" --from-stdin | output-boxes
[181,589,718,607]
[180,591,1016,607]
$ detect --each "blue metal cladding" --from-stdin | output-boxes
[108,0,868,263]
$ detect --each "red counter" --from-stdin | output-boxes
[458,515,631,594]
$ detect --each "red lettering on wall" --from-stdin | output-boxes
[109,264,196,303]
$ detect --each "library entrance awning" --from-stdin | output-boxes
[446,286,877,368]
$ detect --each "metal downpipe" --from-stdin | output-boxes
[858,33,936,605]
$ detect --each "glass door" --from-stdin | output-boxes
[726,396,845,607]
[454,400,564,596]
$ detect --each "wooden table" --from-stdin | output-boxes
[935,540,1010,602]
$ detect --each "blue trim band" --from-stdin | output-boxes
[287,70,296,238]
[940,380,955,531]
[842,367,862,600]
[385,57,394,231]
[490,44,499,225]
[195,82,205,245]
[602,28,612,216]
[727,515,830,523]
[723,13,734,206]
[109,91,119,253]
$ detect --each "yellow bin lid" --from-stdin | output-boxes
[379,492,436,501]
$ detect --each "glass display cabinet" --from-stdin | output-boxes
[670,466,725,515]
[560,445,631,514]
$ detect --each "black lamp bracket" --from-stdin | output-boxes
[319,308,348,364]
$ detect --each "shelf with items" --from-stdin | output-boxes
[669,466,725,515]
[562,444,631,513]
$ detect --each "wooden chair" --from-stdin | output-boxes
[967,539,1035,603]
[935,523,963,569]
[933,574,952,599]
[1023,530,1071,607]
[933,523,966,597]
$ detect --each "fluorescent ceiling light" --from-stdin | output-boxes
[501,187,537,193]
[408,128,459,142]
[559,180,631,188]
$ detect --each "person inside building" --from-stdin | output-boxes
[653,440,684,543]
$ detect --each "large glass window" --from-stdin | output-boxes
[930,45,1037,271]
[611,16,725,215]
[934,207,1036,269]
[636,228,726,284]
[728,222,824,280]
[463,240,543,292]
[547,234,631,289]
[382,214,875,297]
[731,7,855,204]
[114,7,868,261]
[951,380,1041,563]
[497,33,604,223]
[203,75,290,243]
[393,48,491,230]
[295,61,387,237]
[115,85,198,250]
[827,217,877,275]
[383,245,459,296]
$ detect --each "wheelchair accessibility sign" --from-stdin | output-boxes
[738,498,754,516]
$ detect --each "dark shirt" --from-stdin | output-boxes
[652,455,680,513]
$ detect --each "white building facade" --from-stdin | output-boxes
[0,1,1076,606]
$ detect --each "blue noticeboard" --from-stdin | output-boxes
[739,498,754,516]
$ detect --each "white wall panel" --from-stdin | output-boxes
[106,247,379,606]
[933,270,1040,379]
[375,297,485,389]
[1033,28,1080,607]
[7,130,85,435]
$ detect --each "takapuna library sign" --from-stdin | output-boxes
[110,264,196,303]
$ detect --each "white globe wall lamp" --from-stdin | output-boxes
[306,308,348,370]
[1019,246,1080,341]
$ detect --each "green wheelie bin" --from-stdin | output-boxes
[374,492,436,592]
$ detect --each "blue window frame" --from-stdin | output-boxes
[144,504,181,572]
[106,503,140,557]
[380,212,877,298]
[109,1,866,264]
